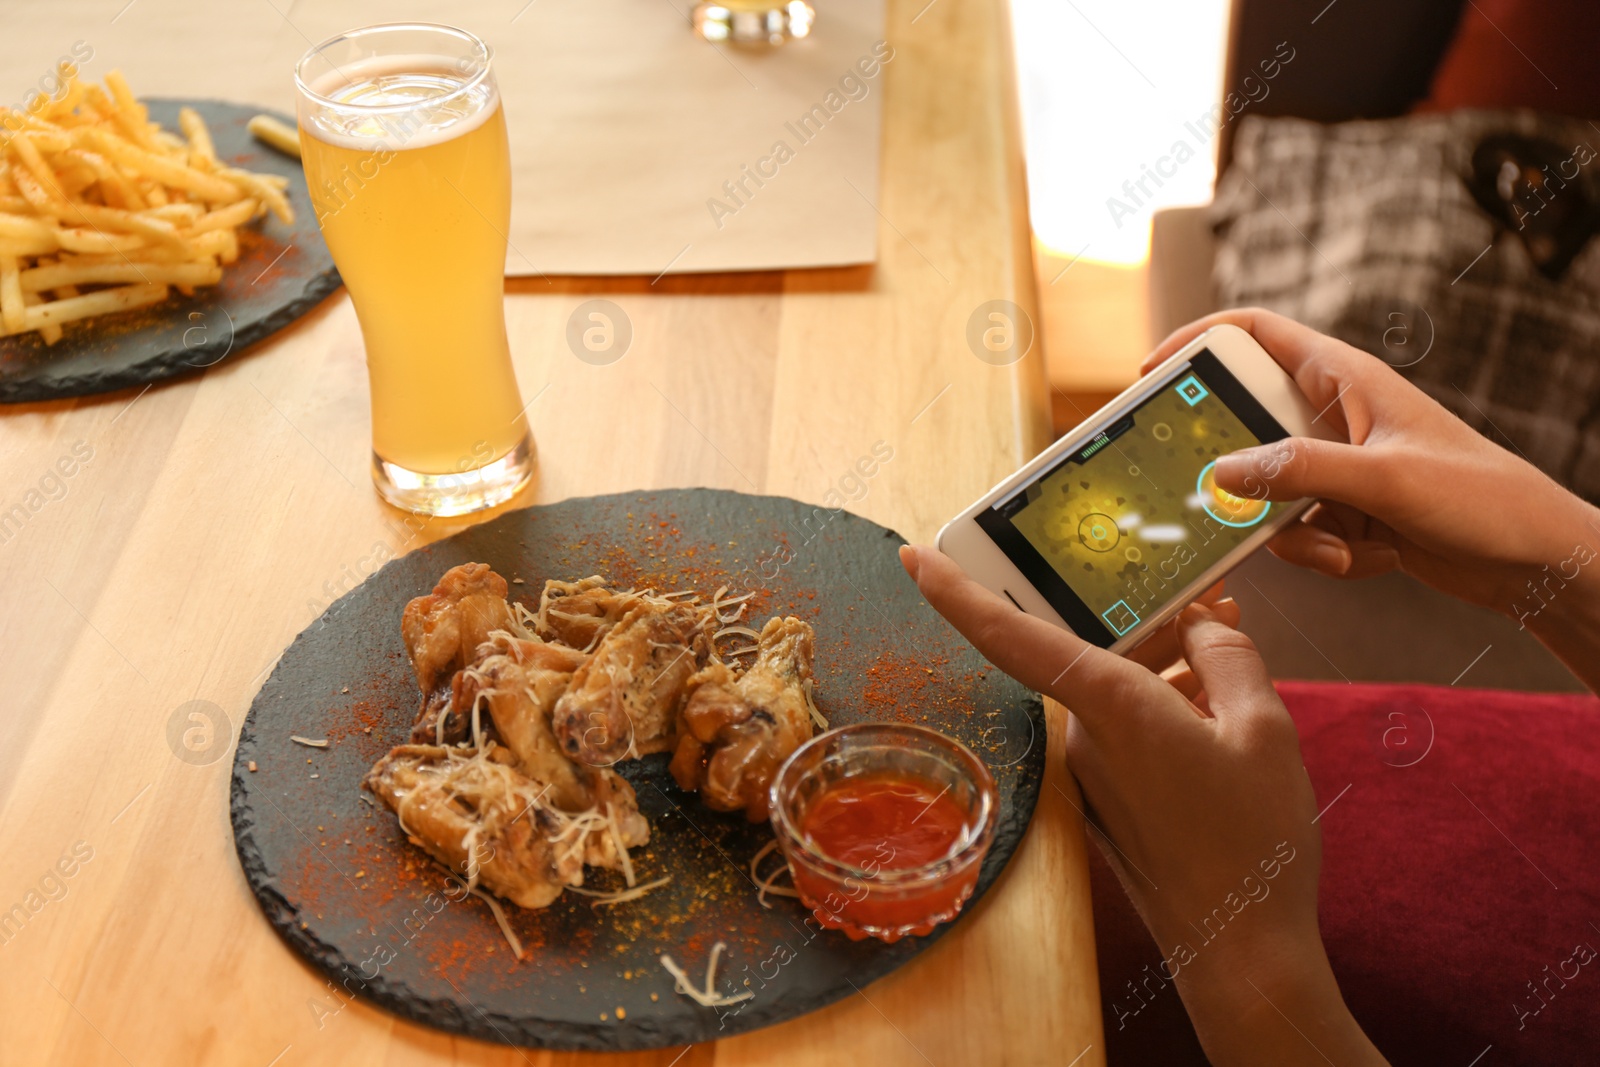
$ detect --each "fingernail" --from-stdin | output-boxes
[1307,535,1351,576]
[1213,448,1263,488]
[898,544,919,580]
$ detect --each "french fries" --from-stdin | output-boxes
[20,260,221,293]
[0,66,294,345]
[247,114,301,160]
[0,282,171,337]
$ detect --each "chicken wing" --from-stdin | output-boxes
[669,616,817,821]
[364,743,649,908]
[534,576,646,651]
[551,601,714,765]
[401,563,519,745]
[363,744,582,909]
[455,634,650,849]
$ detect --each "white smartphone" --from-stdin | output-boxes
[936,324,1341,653]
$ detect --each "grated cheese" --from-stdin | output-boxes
[713,625,762,642]
[658,942,753,1008]
[566,874,672,908]
[712,586,755,625]
[508,604,541,640]
[436,862,524,960]
[604,802,636,887]
[802,678,828,731]
[749,840,801,909]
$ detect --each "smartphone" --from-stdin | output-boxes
[936,324,1340,653]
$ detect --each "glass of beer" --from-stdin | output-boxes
[295,24,534,516]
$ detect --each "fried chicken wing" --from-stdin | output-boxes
[363,743,649,908]
[363,744,581,909]
[534,576,646,651]
[456,636,587,795]
[551,601,714,765]
[669,616,816,821]
[401,563,519,745]
[455,635,649,849]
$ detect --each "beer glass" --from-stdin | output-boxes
[295,24,534,516]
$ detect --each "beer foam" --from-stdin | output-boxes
[300,54,498,151]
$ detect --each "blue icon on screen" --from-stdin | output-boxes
[1101,599,1140,636]
[1176,375,1208,406]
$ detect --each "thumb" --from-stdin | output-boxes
[1213,436,1392,511]
[899,544,1169,739]
[1175,603,1285,732]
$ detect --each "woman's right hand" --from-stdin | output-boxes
[1147,309,1600,690]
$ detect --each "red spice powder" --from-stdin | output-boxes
[861,654,939,723]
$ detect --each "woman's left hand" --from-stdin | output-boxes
[899,544,1387,1067]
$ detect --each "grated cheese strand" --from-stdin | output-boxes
[712,586,755,625]
[566,874,672,908]
[471,884,525,960]
[758,867,802,907]
[713,625,762,642]
[435,863,524,960]
[749,839,780,879]
[509,602,541,640]
[659,941,753,1008]
[470,689,487,751]
[802,677,828,731]
[750,840,801,909]
[290,735,329,748]
[605,802,636,887]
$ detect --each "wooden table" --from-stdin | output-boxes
[0,1,1105,1063]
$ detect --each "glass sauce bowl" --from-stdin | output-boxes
[768,724,999,943]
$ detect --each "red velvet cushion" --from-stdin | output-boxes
[1091,682,1600,1065]
[1419,0,1600,118]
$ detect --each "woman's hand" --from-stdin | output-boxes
[1149,308,1600,691]
[900,543,1387,1067]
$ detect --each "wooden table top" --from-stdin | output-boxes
[0,1,1105,1064]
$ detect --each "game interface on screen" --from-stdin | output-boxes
[980,356,1280,641]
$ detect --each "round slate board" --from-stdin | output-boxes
[231,489,1045,1051]
[0,99,340,403]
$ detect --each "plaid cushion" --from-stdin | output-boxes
[1211,112,1600,503]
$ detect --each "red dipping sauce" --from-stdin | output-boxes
[770,725,998,943]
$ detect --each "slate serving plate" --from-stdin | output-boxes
[231,489,1046,1051]
[0,99,340,403]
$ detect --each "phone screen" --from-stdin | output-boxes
[975,349,1290,647]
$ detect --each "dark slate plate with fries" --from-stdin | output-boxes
[0,93,339,403]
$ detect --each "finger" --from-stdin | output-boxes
[1265,522,1353,577]
[1174,603,1278,728]
[1210,594,1241,630]
[1158,658,1217,718]
[1125,585,1236,674]
[1140,309,1288,373]
[1141,309,1382,442]
[901,542,1133,702]
[1144,306,1351,379]
[1266,519,1407,584]
[900,544,1169,735]
[1158,662,1205,702]
[1212,435,1398,514]
[1341,542,1405,580]
[1142,306,1330,375]
[1303,500,1404,549]
[1300,500,1361,540]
